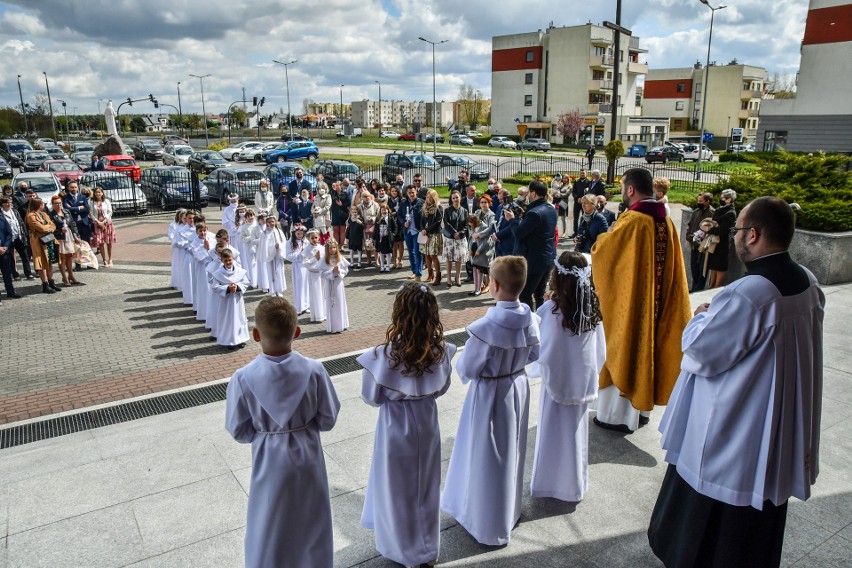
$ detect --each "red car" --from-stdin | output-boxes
[40,159,83,185]
[399,132,417,141]
[102,154,142,182]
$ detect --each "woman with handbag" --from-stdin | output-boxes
[48,195,83,287]
[552,173,572,238]
[89,186,117,267]
[706,189,737,289]
[24,197,60,294]
[358,191,380,268]
[442,190,468,287]
[419,189,444,286]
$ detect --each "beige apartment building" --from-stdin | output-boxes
[491,23,667,146]
[349,100,454,130]
[643,62,767,148]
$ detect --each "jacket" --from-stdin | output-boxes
[88,199,113,222]
[421,205,443,235]
[588,179,607,197]
[511,197,557,274]
[288,178,313,200]
[443,206,467,238]
[63,192,91,227]
[396,197,423,232]
[494,214,518,257]
[572,177,590,200]
[48,208,79,240]
[575,212,608,254]
[0,214,13,251]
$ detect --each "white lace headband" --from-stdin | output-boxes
[398,284,429,294]
[554,260,593,326]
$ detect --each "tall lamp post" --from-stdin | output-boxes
[339,85,344,126]
[16,75,29,136]
[696,0,727,180]
[272,59,297,140]
[177,81,184,138]
[57,99,69,143]
[189,73,211,147]
[43,72,58,142]
[418,36,448,156]
[375,80,381,133]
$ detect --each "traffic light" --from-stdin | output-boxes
[149,94,155,102]
[153,101,159,108]
[253,96,258,106]
[260,97,265,107]
[127,97,132,106]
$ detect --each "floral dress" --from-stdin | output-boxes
[90,201,117,248]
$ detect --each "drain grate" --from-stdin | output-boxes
[0,330,471,450]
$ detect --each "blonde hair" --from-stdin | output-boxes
[653,176,671,197]
[254,296,298,345]
[490,255,527,298]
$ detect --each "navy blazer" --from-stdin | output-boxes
[0,214,13,251]
[63,193,91,226]
[396,197,423,232]
[511,198,557,274]
[494,214,518,257]
[575,212,608,254]
[288,178,313,200]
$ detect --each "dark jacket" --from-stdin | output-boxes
[295,200,314,228]
[442,205,467,239]
[330,189,351,226]
[575,212,608,254]
[63,192,91,227]
[396,197,423,232]
[276,195,290,224]
[0,214,13,251]
[687,203,715,248]
[421,205,443,235]
[494,214,518,257]
[588,178,607,197]
[288,177,313,200]
[1,208,28,242]
[13,191,29,220]
[48,208,79,241]
[459,195,478,217]
[600,208,616,227]
[511,197,557,274]
[572,176,590,200]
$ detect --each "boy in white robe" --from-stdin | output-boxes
[530,252,606,502]
[226,296,340,568]
[168,209,186,290]
[176,211,197,306]
[265,216,288,297]
[319,238,349,334]
[210,248,250,349]
[222,193,239,243]
[239,209,258,288]
[204,246,224,337]
[253,212,270,292]
[441,255,541,546]
[232,204,247,264]
[285,225,310,315]
[302,229,326,322]
[190,224,217,325]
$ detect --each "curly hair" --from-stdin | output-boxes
[549,251,602,335]
[382,282,445,377]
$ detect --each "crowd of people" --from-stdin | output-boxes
[1,179,117,302]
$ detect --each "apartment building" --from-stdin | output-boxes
[757,0,852,152]
[643,62,767,148]
[307,102,350,120]
[491,23,666,145]
[349,100,454,130]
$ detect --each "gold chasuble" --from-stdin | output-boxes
[590,202,691,411]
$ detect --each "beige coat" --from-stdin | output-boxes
[25,210,56,271]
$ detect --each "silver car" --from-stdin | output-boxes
[79,171,148,214]
[517,138,551,152]
[487,136,517,149]
[163,144,193,166]
[11,172,62,204]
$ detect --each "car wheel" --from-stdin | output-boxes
[158,194,167,210]
[277,156,285,163]
[662,157,667,164]
[307,153,317,161]
[679,156,684,162]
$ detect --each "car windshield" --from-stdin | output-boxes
[274,166,297,177]
[142,141,161,147]
[74,144,94,151]
[48,163,78,171]
[85,176,132,190]
[9,143,32,152]
[409,155,436,166]
[26,152,49,160]
[338,165,359,174]
[199,152,223,160]
[175,147,193,155]
[110,159,136,167]
[159,171,188,183]
[21,177,57,193]
[237,171,264,181]
[47,148,65,155]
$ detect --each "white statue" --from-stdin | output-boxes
[104,99,118,136]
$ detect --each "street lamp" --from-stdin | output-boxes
[189,73,211,147]
[16,75,28,136]
[177,81,184,138]
[98,98,105,132]
[375,80,381,133]
[43,72,58,142]
[272,59,297,140]
[418,36,448,156]
[57,99,68,143]
[696,0,727,179]
[339,85,344,126]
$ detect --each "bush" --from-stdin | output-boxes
[207,141,229,151]
[604,139,625,165]
[706,151,852,231]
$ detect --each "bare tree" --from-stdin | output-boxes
[767,72,796,99]
[303,97,314,116]
[556,109,585,144]
[456,83,483,130]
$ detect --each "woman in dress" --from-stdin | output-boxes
[419,189,444,286]
[442,190,468,288]
[312,182,333,244]
[387,185,405,269]
[88,186,116,267]
[358,191,380,268]
[346,206,364,267]
[374,202,398,273]
[706,188,737,289]
[253,179,274,215]
[24,197,60,293]
[47,195,82,287]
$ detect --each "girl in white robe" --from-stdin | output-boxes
[177,215,198,306]
[253,212,270,292]
[191,225,217,325]
[239,210,258,288]
[168,209,186,290]
[204,248,222,336]
[302,229,326,322]
[231,205,247,268]
[285,225,310,315]
[265,216,288,297]
[210,249,250,349]
[530,251,606,502]
[319,239,349,334]
[358,283,456,568]
[222,194,239,243]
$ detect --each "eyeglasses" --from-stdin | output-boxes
[730,226,753,237]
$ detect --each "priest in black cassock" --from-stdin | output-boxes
[648,197,824,567]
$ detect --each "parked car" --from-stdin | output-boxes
[101,154,142,181]
[627,144,647,157]
[187,150,228,174]
[69,142,95,153]
[139,166,209,209]
[381,151,437,183]
[79,171,147,214]
[0,157,12,178]
[517,138,551,151]
[280,133,310,142]
[727,144,755,153]
[162,134,188,146]
[399,132,417,141]
[45,147,69,160]
[466,131,483,138]
[262,141,319,164]
[131,139,164,160]
[487,136,517,149]
[335,127,363,137]
[21,150,51,172]
[205,167,268,203]
[380,131,401,139]
[0,139,34,168]
[682,144,713,162]
[34,138,57,150]
[645,146,685,164]
[40,159,83,185]
[433,155,490,181]
[263,162,318,195]
[415,132,444,143]
[219,141,263,161]
[11,172,62,202]
[163,144,194,166]
[70,151,93,171]
[449,134,474,146]
[309,160,362,183]
[240,142,280,163]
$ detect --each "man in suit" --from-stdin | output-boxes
[508,180,557,310]
[0,197,23,301]
[2,191,34,281]
[396,185,423,281]
[459,184,478,217]
[62,180,92,242]
[588,169,607,197]
[492,189,518,257]
[585,145,595,170]
[596,195,617,227]
[287,167,313,203]
[571,169,591,237]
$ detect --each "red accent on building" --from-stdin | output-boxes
[803,4,852,45]
[644,79,693,99]
[492,47,543,72]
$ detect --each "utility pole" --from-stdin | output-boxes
[43,72,58,141]
[418,37,449,156]
[272,59,297,141]
[189,74,211,147]
[177,81,184,138]
[16,75,28,136]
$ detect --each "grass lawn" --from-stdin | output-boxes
[667,161,759,174]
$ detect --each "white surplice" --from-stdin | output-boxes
[168,221,181,290]
[358,343,457,567]
[660,272,824,509]
[190,233,217,323]
[303,243,326,322]
[319,258,349,333]
[204,257,220,334]
[266,227,288,297]
[222,203,238,242]
[530,300,606,502]
[254,224,270,292]
[441,300,541,545]
[225,351,340,568]
[210,264,250,347]
[285,238,310,313]
[177,224,196,305]
[239,221,258,287]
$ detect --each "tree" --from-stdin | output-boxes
[604,139,624,183]
[231,107,247,128]
[130,116,147,133]
[767,72,796,99]
[456,83,484,130]
[556,109,585,144]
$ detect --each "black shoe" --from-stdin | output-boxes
[6,292,22,299]
[48,280,62,292]
[593,417,633,434]
[638,415,650,426]
[41,282,55,294]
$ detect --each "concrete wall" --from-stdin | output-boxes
[756,114,852,152]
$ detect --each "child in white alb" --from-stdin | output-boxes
[239,209,258,288]
[265,216,288,297]
[210,248,250,350]
[254,212,270,292]
[319,238,349,334]
[285,225,310,315]
[302,229,326,322]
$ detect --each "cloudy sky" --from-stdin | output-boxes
[0,0,808,117]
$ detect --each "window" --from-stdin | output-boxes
[525,73,533,84]
[524,95,533,106]
[675,101,684,111]
[526,50,534,62]
[677,83,686,93]
[523,115,532,122]
[592,70,605,80]
[594,46,606,56]
[763,130,787,152]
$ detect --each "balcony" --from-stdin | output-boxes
[738,109,750,120]
[588,103,613,115]
[741,89,763,100]
[749,108,760,117]
[628,60,648,74]
[588,79,613,92]
[590,33,613,46]
[590,54,614,68]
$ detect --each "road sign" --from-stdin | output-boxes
[516,124,527,138]
[703,132,714,142]
[731,128,743,143]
